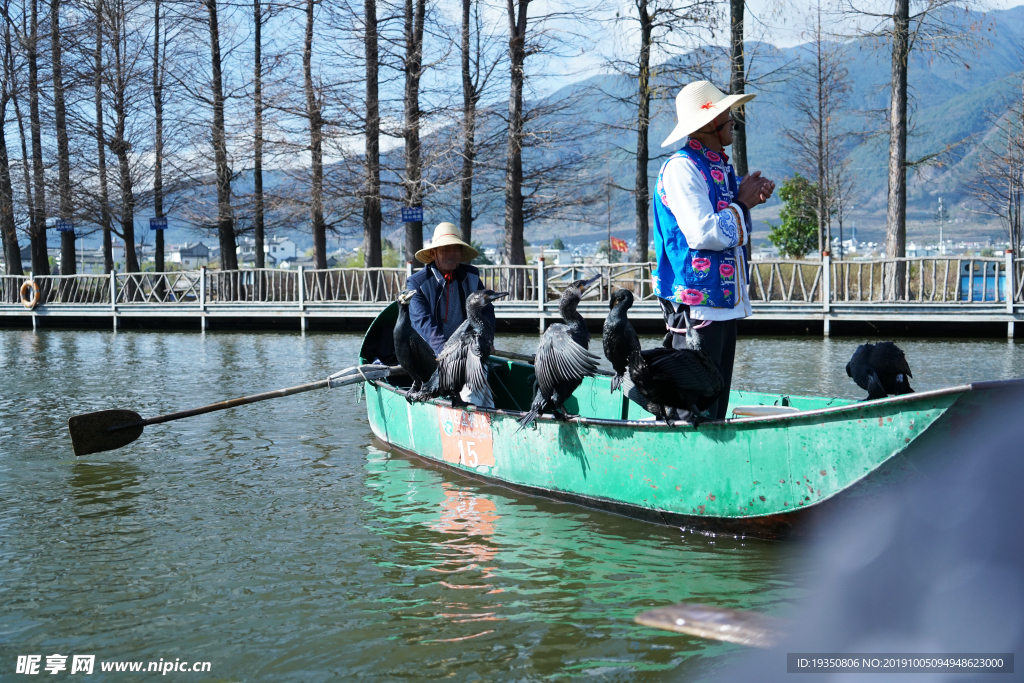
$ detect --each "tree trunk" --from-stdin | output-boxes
[885,0,910,299]
[503,0,527,267]
[362,0,382,269]
[110,1,137,274]
[253,0,265,268]
[0,16,22,277]
[402,0,425,263]
[634,0,651,264]
[10,44,34,264]
[27,0,47,276]
[304,0,326,270]
[0,124,18,277]
[458,0,475,244]
[51,0,74,274]
[729,0,747,177]
[815,13,825,256]
[152,0,164,274]
[94,0,113,273]
[205,0,237,270]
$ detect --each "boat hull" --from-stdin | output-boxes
[360,302,1021,540]
[362,375,1016,540]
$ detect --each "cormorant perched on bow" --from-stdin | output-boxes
[394,289,437,397]
[416,289,508,406]
[603,289,641,393]
[606,298,724,426]
[517,275,601,430]
[846,342,914,400]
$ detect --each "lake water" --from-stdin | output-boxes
[2,330,1022,681]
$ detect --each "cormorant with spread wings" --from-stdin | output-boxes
[415,289,508,406]
[517,275,601,430]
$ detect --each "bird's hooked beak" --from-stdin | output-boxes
[579,273,602,296]
[397,290,415,305]
[485,291,509,303]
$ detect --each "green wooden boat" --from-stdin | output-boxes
[360,303,1022,540]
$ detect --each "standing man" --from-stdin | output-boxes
[653,81,775,419]
[406,221,494,354]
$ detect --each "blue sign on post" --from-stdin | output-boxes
[150,217,168,230]
[400,207,423,223]
[56,219,74,232]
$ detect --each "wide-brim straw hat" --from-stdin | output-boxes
[415,222,479,264]
[661,81,756,148]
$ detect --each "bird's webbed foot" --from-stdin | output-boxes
[676,407,705,428]
[449,394,469,408]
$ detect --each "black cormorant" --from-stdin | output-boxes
[846,342,914,400]
[619,305,724,426]
[416,289,508,406]
[603,289,641,393]
[517,275,601,430]
[394,289,437,397]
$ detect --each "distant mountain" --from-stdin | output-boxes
[142,7,1024,254]
[463,6,1024,248]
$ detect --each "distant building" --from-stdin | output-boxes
[279,254,339,269]
[170,242,210,269]
[236,236,297,268]
[529,248,572,265]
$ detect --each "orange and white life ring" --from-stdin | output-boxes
[20,279,40,309]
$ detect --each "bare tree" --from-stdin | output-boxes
[603,0,715,263]
[0,0,22,276]
[779,0,861,255]
[94,0,112,272]
[152,0,165,273]
[962,74,1024,257]
[729,0,747,176]
[844,0,983,297]
[27,0,46,275]
[302,0,327,269]
[362,0,381,268]
[457,0,502,245]
[252,0,266,268]
[204,0,237,270]
[106,0,140,273]
[400,0,425,262]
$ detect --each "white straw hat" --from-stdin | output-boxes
[415,222,479,264]
[661,81,756,148]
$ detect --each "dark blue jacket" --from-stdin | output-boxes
[406,263,495,354]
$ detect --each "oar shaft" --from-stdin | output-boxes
[114,365,403,432]
[131,379,331,429]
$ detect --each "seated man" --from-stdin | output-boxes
[406,222,496,406]
[407,222,494,353]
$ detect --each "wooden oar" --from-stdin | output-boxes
[493,348,615,377]
[634,602,786,648]
[67,364,403,456]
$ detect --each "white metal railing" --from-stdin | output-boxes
[302,267,407,303]
[0,257,1020,310]
[830,256,1011,303]
[748,260,823,303]
[116,271,202,304]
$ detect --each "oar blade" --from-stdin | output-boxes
[634,602,784,649]
[68,409,144,456]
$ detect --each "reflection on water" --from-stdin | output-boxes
[2,329,1022,680]
[69,462,143,519]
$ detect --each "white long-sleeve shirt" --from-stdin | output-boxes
[660,151,753,321]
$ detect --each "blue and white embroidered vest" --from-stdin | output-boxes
[652,140,741,308]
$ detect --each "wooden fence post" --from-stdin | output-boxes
[297,266,306,332]
[110,269,118,330]
[821,252,831,337]
[537,257,546,332]
[1006,250,1015,338]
